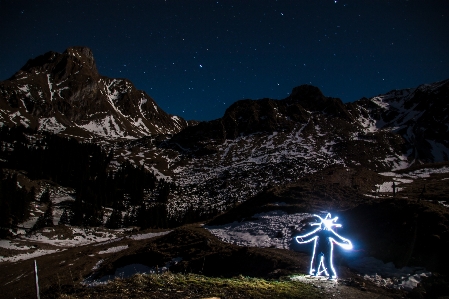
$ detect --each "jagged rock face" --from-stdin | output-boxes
[0,47,188,139]
[172,84,359,146]
[354,79,449,163]
[221,98,300,139]
[171,85,355,146]
[171,86,336,144]
[287,84,352,120]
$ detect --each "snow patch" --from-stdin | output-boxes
[39,117,66,133]
[98,245,128,255]
[128,231,171,240]
[0,240,32,251]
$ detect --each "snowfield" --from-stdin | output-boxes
[206,210,312,249]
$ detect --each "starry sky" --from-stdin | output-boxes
[1,1,448,121]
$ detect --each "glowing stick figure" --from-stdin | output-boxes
[295,213,352,279]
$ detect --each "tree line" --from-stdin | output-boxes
[0,169,34,237]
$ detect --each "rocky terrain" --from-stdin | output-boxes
[1,47,449,298]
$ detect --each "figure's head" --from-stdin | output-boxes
[314,213,342,230]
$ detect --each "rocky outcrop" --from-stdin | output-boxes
[170,85,355,144]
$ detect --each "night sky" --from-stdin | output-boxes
[1,1,448,121]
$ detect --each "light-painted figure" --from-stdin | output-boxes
[295,213,352,279]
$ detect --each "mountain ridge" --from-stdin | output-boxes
[170,78,449,165]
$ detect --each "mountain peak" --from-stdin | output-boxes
[65,46,94,59]
[288,84,329,111]
[290,84,325,99]
[1,47,188,139]
[11,46,98,81]
[63,46,97,71]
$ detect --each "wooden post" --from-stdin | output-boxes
[34,260,40,299]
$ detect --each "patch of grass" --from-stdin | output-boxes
[47,272,323,299]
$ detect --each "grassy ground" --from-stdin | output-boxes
[44,272,323,299]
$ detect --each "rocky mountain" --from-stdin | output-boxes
[1,47,448,219]
[0,47,189,140]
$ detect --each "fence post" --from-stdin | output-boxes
[34,260,40,299]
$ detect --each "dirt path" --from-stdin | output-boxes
[291,275,399,298]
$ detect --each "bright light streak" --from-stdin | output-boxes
[295,213,352,279]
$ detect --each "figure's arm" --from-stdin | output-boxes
[295,227,320,244]
[329,230,353,250]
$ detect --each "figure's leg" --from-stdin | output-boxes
[310,251,320,276]
[323,254,336,278]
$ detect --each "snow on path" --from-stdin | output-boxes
[19,228,168,248]
[0,249,65,263]
[21,227,122,247]
[98,245,128,255]
[128,231,172,240]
